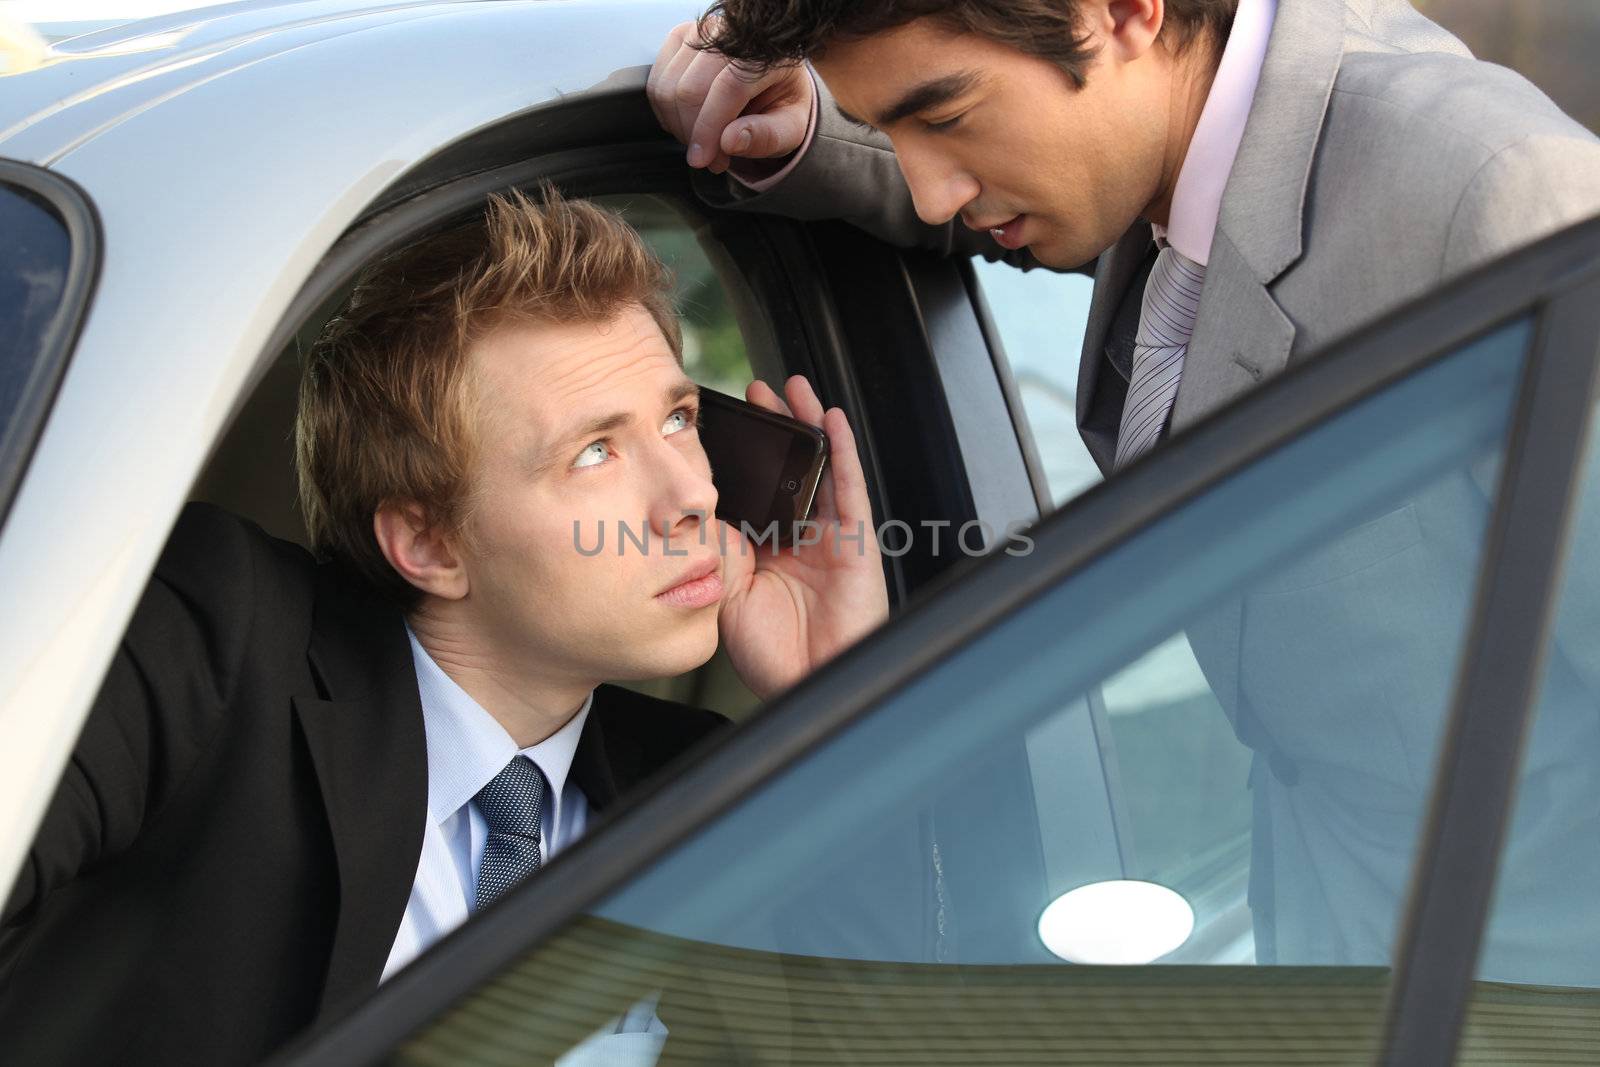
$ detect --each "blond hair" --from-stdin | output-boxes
[296,186,682,605]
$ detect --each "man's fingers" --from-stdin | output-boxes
[821,407,872,531]
[783,375,826,426]
[649,22,700,139]
[673,49,731,162]
[687,61,770,167]
[647,21,694,103]
[718,110,804,161]
[746,378,795,418]
[649,41,700,142]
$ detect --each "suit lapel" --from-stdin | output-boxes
[1171,0,1348,428]
[294,564,427,1017]
[1212,0,1345,285]
[1079,224,1156,392]
[570,685,643,814]
[1170,230,1296,431]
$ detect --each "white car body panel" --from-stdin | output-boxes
[0,0,698,901]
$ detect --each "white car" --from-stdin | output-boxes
[3,4,1600,1065]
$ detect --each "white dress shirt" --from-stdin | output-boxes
[380,629,668,1065]
[382,625,593,981]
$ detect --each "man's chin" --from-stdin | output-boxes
[603,624,719,684]
[1027,233,1100,271]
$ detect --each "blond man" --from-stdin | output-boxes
[0,189,887,1067]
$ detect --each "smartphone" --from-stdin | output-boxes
[697,387,828,544]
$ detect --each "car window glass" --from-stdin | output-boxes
[596,194,759,399]
[970,259,1100,507]
[972,260,1244,901]
[381,318,1533,1065]
[1458,388,1600,1045]
[0,183,72,465]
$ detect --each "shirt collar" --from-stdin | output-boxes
[1153,0,1277,266]
[406,623,593,825]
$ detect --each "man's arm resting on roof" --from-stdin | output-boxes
[643,28,1061,272]
[693,69,1052,269]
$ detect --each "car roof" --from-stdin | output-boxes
[1,0,695,163]
[0,0,700,895]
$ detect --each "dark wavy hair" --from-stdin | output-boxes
[699,0,1238,86]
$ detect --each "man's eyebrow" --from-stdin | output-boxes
[837,71,982,131]
[536,379,701,467]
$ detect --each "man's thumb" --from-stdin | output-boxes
[722,115,802,159]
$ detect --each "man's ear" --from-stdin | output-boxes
[373,502,470,601]
[1100,0,1165,62]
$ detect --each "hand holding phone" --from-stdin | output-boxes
[707,375,890,701]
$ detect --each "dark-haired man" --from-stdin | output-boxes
[650,0,1600,975]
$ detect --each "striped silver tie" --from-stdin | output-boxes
[1113,244,1207,470]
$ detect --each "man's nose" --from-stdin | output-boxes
[649,445,718,541]
[896,143,980,226]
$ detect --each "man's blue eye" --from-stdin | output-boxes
[572,441,608,469]
[664,407,698,434]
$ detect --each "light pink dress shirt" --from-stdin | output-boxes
[1155,0,1277,265]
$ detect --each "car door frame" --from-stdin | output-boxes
[273,213,1600,1067]
[257,103,1021,611]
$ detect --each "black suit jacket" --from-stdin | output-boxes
[0,503,727,1066]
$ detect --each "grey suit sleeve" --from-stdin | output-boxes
[691,74,1053,271]
[1,506,252,927]
[1441,131,1600,278]
[1443,131,1600,694]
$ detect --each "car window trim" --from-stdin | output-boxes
[902,254,1042,538]
[259,143,792,382]
[959,256,1058,518]
[1379,272,1600,1067]
[275,219,1600,1067]
[0,159,101,539]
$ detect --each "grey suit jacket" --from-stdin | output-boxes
[698,0,1600,456]
[697,0,1600,982]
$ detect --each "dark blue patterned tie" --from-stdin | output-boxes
[473,755,546,911]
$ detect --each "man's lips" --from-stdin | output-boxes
[983,214,1028,250]
[656,555,722,607]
